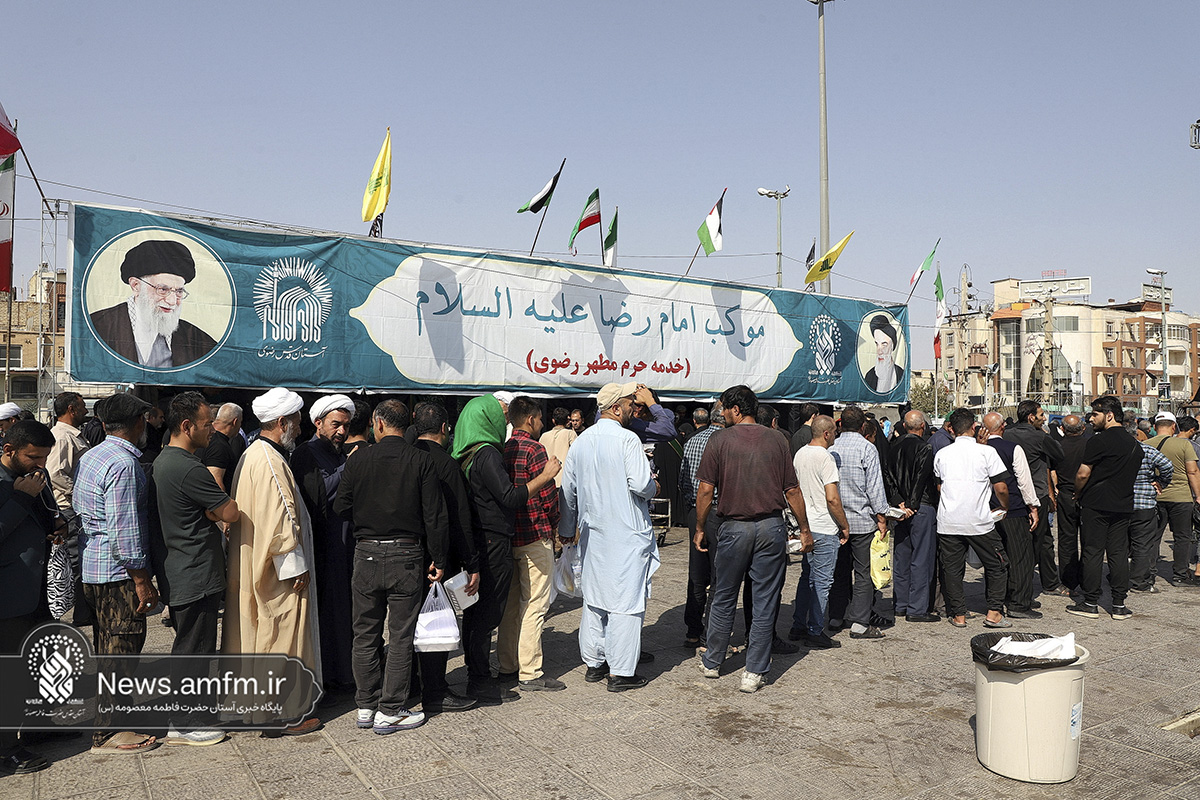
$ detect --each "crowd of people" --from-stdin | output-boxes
[1,382,1196,776]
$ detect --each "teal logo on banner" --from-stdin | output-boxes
[69,203,909,403]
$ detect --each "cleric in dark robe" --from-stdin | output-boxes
[864,314,904,393]
[291,393,357,691]
[89,240,217,368]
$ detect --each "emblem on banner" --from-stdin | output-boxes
[254,257,333,360]
[808,314,843,384]
[27,631,85,704]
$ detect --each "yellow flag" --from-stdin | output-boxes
[361,128,391,222]
[804,230,854,284]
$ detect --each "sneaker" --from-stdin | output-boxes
[165,727,227,746]
[372,709,425,734]
[771,636,800,654]
[739,671,765,693]
[519,676,566,692]
[697,658,719,679]
[1110,605,1133,620]
[1129,584,1160,594]
[1065,602,1100,619]
[1172,574,1200,587]
[356,709,374,729]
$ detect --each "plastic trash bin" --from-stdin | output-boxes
[972,633,1089,783]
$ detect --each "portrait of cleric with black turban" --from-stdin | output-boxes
[864,313,904,393]
[89,240,218,368]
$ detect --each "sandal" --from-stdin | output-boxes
[982,618,1013,629]
[948,616,967,628]
[89,731,159,754]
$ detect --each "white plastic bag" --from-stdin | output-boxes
[414,582,461,652]
[553,544,583,599]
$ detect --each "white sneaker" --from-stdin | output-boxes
[356,709,375,729]
[697,658,719,679]
[372,709,425,735]
[166,726,227,746]
[739,671,765,693]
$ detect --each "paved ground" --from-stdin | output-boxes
[6,528,1200,800]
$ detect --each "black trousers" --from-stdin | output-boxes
[1079,508,1130,607]
[1056,490,1082,591]
[350,539,424,716]
[461,532,513,685]
[1128,508,1162,590]
[1158,501,1195,581]
[168,592,222,728]
[939,529,1008,617]
[1033,497,1060,591]
[827,533,874,626]
[997,515,1035,611]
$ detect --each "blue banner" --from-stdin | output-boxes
[69,204,909,403]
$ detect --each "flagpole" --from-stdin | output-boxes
[684,243,703,277]
[529,209,548,256]
[904,272,923,306]
[528,158,565,257]
[597,193,604,263]
[4,127,16,402]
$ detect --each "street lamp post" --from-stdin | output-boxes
[1147,268,1169,410]
[808,0,832,294]
[757,186,790,287]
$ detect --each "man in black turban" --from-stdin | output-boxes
[864,314,904,393]
[89,240,218,368]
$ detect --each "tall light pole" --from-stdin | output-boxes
[758,186,790,287]
[809,0,832,294]
[1147,268,1169,409]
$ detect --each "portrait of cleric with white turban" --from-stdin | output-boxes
[89,240,218,368]
[863,313,904,393]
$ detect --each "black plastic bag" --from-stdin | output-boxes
[970,632,1079,673]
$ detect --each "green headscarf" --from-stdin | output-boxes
[451,395,507,475]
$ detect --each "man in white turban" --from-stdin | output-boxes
[221,387,322,735]
[291,394,357,693]
[0,402,22,442]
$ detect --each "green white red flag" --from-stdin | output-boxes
[933,266,947,358]
[602,208,618,267]
[0,154,14,293]
[568,189,601,250]
[0,101,19,157]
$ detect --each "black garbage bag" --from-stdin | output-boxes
[970,632,1079,673]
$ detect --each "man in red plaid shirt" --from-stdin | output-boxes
[497,396,564,691]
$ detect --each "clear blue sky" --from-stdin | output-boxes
[5,1,1198,369]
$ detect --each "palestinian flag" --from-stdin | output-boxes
[568,189,601,249]
[697,189,725,255]
[519,158,566,214]
[603,208,618,267]
[909,238,940,286]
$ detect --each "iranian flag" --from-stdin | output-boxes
[603,208,618,267]
[933,266,947,358]
[568,189,601,249]
[0,100,19,157]
[0,154,14,293]
[697,189,726,255]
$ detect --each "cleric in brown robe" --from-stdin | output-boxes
[89,240,218,368]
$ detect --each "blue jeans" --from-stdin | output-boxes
[791,533,840,637]
[702,517,787,675]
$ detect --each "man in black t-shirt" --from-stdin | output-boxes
[1070,396,1142,621]
[201,402,244,491]
[155,393,241,745]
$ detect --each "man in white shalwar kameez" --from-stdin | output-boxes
[222,387,322,734]
[560,381,659,691]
